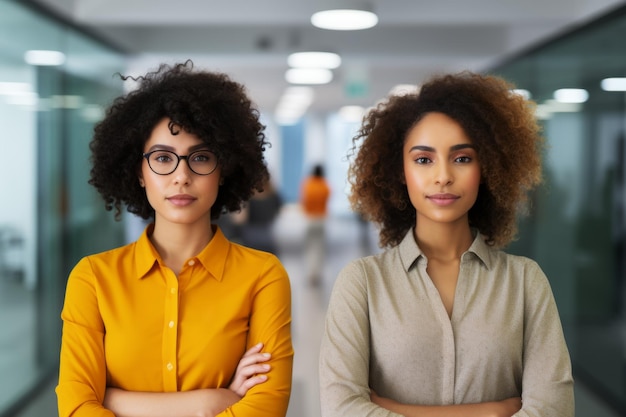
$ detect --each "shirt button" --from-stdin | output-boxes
[188,260,195,266]
[169,321,175,328]
[170,288,176,294]
[166,362,173,371]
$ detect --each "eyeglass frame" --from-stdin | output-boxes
[142,149,219,176]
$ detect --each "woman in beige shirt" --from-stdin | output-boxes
[319,72,574,417]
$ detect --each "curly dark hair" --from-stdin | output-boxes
[89,60,270,220]
[348,71,544,248]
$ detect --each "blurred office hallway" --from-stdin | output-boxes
[12,204,625,417]
[5,1,626,416]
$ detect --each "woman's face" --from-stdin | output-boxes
[403,112,481,228]
[139,118,221,229]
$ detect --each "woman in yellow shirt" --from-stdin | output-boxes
[56,61,293,417]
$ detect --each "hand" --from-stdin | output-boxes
[228,342,271,397]
[370,390,398,411]
[370,389,380,403]
[489,397,522,417]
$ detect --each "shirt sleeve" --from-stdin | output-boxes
[56,257,115,417]
[319,260,402,417]
[513,260,575,417]
[220,255,294,417]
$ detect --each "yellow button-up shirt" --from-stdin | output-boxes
[56,225,293,417]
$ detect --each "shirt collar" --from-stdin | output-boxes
[134,224,231,281]
[194,226,229,282]
[135,224,160,279]
[398,227,493,272]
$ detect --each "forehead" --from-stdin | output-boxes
[405,112,472,147]
[144,118,204,149]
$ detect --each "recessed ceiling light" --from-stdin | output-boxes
[536,99,583,119]
[275,87,315,125]
[311,9,378,30]
[339,105,366,122]
[288,52,341,69]
[601,77,626,91]
[512,89,532,99]
[0,82,32,95]
[285,68,333,85]
[553,88,588,104]
[24,50,66,66]
[280,87,315,106]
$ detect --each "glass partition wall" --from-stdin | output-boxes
[0,1,125,415]
[491,6,626,414]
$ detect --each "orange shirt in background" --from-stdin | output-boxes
[300,176,331,218]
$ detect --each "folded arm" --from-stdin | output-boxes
[103,343,271,417]
[371,391,521,417]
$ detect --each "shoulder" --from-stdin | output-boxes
[226,241,288,277]
[66,243,139,294]
[492,249,545,274]
[228,240,279,261]
[487,249,550,290]
[335,247,402,288]
[74,242,136,271]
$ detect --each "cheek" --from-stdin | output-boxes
[470,167,482,188]
[465,167,482,198]
[403,165,426,196]
[141,172,167,203]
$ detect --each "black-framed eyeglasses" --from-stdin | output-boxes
[142,149,218,176]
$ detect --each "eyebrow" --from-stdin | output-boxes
[408,144,476,152]
[146,143,211,153]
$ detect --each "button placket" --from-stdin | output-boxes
[162,270,179,391]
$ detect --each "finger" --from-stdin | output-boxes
[233,363,271,383]
[242,342,264,357]
[236,352,271,369]
[240,374,269,391]
[230,375,268,397]
[230,370,270,396]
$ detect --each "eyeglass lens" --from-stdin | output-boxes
[145,150,217,175]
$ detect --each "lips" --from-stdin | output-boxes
[427,193,459,206]
[167,194,196,207]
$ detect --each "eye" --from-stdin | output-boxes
[151,151,175,163]
[190,150,215,163]
[414,156,431,164]
[455,156,472,163]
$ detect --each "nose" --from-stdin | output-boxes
[172,157,192,184]
[435,161,453,185]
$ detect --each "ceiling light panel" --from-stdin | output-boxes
[288,52,341,69]
[285,68,333,85]
[311,9,378,30]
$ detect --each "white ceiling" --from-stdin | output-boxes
[24,0,626,116]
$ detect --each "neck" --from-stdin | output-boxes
[414,219,473,263]
[150,218,214,264]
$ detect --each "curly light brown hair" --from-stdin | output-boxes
[348,71,544,248]
[89,60,269,220]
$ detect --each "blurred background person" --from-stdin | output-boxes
[232,177,283,255]
[300,164,331,286]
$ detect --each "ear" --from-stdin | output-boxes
[137,164,145,187]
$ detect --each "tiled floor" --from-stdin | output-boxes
[10,206,626,417]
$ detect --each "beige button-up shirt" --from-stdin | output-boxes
[319,229,574,417]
